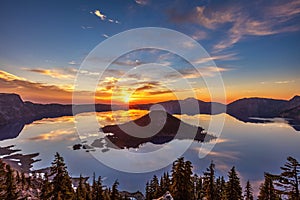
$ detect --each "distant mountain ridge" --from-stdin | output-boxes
[130,97,226,115]
[0,93,115,126]
[0,93,300,129]
[227,96,300,122]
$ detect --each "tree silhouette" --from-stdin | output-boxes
[40,172,52,200]
[272,156,300,199]
[203,161,216,200]
[110,179,120,200]
[0,161,7,199]
[5,164,19,199]
[244,180,254,200]
[216,176,226,200]
[225,166,242,200]
[92,173,104,200]
[171,157,194,200]
[50,152,74,199]
[258,173,280,200]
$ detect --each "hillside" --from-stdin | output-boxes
[0,93,114,126]
[227,96,300,122]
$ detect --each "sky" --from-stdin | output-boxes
[0,0,300,104]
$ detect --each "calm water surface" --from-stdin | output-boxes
[0,110,299,195]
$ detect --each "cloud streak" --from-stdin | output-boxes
[0,70,88,103]
[24,68,77,80]
[135,0,149,6]
[168,0,300,51]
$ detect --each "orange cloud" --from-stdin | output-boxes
[0,70,76,103]
[24,68,76,79]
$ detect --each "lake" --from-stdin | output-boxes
[0,109,299,196]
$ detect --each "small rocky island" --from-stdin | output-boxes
[90,110,215,149]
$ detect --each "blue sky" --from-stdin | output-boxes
[0,0,300,103]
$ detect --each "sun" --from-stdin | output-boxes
[122,94,131,103]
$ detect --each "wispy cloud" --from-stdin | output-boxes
[191,30,207,41]
[135,0,149,6]
[168,0,300,51]
[92,10,120,24]
[275,80,295,84]
[165,66,232,79]
[68,60,78,65]
[24,67,77,80]
[194,53,238,64]
[102,34,109,38]
[81,26,93,30]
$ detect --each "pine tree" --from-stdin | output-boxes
[145,181,153,200]
[40,172,52,200]
[215,176,226,200]
[85,181,92,200]
[76,174,87,200]
[194,174,204,200]
[21,171,26,190]
[159,172,171,197]
[16,171,21,183]
[203,161,216,200]
[0,160,6,199]
[244,180,254,200]
[92,174,104,200]
[150,175,160,198]
[258,173,279,200]
[171,157,194,200]
[5,164,19,199]
[50,152,74,200]
[272,156,300,199]
[110,179,120,200]
[225,166,242,200]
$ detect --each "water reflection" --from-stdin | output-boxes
[0,110,299,194]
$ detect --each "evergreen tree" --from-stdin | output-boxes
[85,181,92,200]
[244,180,254,200]
[110,179,120,200]
[225,166,242,200]
[21,171,26,190]
[145,181,153,200]
[76,174,87,200]
[203,161,216,200]
[40,172,52,200]
[163,172,171,192]
[258,173,279,200]
[0,160,6,199]
[159,172,171,196]
[215,176,226,200]
[5,164,19,199]
[150,175,160,198]
[92,174,104,200]
[50,152,74,200]
[16,171,21,183]
[272,156,300,199]
[26,175,32,190]
[171,157,194,200]
[194,174,204,200]
[103,188,111,200]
